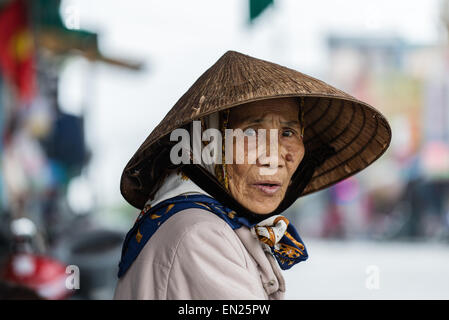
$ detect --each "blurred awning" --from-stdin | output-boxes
[36,28,143,70]
[29,0,143,70]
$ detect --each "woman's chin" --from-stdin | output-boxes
[230,188,284,215]
[244,200,281,215]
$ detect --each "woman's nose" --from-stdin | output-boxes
[255,133,286,168]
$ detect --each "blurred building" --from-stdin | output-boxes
[287,32,449,241]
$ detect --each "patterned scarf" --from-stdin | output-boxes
[117,194,308,278]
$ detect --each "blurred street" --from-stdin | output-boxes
[283,239,449,299]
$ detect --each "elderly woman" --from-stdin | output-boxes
[113,51,391,300]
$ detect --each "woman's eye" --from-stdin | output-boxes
[282,129,294,137]
[244,128,257,136]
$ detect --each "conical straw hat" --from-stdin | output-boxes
[121,50,391,211]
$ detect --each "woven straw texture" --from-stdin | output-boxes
[121,50,391,209]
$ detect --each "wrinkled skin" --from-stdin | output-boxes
[226,97,305,214]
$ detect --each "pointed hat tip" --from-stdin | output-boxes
[222,50,247,58]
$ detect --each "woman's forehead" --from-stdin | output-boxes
[229,98,300,124]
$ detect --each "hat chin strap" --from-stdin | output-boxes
[181,143,336,224]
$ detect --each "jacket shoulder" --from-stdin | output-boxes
[144,208,247,266]
[159,207,231,237]
[114,208,244,299]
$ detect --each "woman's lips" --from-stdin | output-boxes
[252,182,282,195]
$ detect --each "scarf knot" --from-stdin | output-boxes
[254,215,307,268]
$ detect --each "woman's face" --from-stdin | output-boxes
[226,97,305,214]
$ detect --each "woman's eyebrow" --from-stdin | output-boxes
[239,116,300,127]
[280,120,301,127]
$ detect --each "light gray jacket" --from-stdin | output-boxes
[113,208,285,299]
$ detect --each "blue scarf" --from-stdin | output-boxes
[117,194,308,278]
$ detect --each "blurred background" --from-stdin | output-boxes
[0,0,448,300]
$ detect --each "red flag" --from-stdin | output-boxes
[0,0,36,103]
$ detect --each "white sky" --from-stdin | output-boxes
[58,0,441,209]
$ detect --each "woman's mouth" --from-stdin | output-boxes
[252,181,282,195]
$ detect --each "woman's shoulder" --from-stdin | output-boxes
[160,207,231,235]
[155,207,244,249]
[147,207,247,264]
